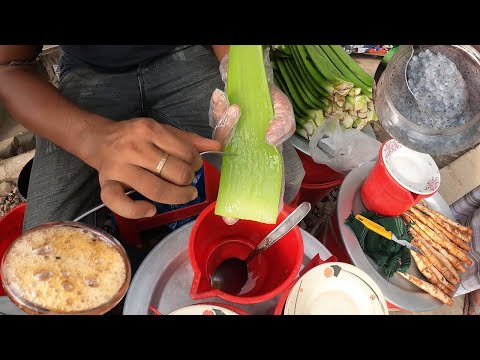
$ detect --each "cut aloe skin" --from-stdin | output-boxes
[214,45,283,224]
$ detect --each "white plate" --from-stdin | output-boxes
[169,304,239,315]
[284,262,388,315]
[382,139,441,195]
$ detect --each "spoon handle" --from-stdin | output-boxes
[245,202,311,263]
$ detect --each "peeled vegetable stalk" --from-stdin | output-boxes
[215,45,283,224]
[270,45,377,140]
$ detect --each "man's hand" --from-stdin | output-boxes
[90,118,221,219]
[209,49,296,225]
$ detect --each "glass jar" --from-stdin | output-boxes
[374,45,480,155]
[1,222,131,315]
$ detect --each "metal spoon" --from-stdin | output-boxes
[405,45,423,96]
[73,150,232,222]
[210,201,311,295]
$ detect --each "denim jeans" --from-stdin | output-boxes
[23,45,304,231]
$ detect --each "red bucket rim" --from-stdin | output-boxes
[189,201,304,304]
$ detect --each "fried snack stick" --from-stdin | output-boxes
[428,216,471,250]
[409,207,470,251]
[404,212,472,266]
[410,242,456,293]
[396,271,454,306]
[415,204,473,240]
[403,212,469,271]
[417,236,460,283]
[410,227,466,273]
[411,238,458,286]
[411,251,454,297]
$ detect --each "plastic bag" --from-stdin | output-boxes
[282,141,305,205]
[308,116,381,174]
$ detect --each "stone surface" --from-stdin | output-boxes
[0,150,35,184]
[0,181,14,196]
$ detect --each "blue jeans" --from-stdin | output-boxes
[24,45,303,231]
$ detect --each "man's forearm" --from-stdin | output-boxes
[0,66,112,167]
[211,45,229,62]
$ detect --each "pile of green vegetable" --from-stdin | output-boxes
[270,45,378,140]
[345,211,412,279]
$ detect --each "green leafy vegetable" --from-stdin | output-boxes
[345,211,412,279]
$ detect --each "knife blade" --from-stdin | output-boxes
[355,214,424,256]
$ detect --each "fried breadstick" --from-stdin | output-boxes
[412,238,458,286]
[396,271,454,306]
[405,212,472,266]
[415,204,473,238]
[410,227,466,273]
[418,236,460,283]
[409,207,470,251]
[414,249,456,293]
[411,251,454,296]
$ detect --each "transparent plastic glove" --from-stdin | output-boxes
[209,48,296,225]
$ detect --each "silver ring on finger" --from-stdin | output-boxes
[155,152,169,175]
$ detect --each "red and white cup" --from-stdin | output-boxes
[361,139,441,216]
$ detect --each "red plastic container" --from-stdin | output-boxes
[189,201,304,304]
[361,141,435,216]
[114,160,220,248]
[0,203,26,296]
[296,150,344,206]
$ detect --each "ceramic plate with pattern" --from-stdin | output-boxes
[283,262,388,315]
[168,304,239,315]
[382,139,441,195]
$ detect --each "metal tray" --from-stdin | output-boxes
[123,222,332,315]
[0,296,27,315]
[336,161,464,312]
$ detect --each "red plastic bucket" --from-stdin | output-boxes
[0,203,26,296]
[296,150,344,206]
[189,201,304,304]
[361,141,435,216]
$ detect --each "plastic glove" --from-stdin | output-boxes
[208,48,296,225]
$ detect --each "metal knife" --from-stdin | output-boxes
[355,214,423,256]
